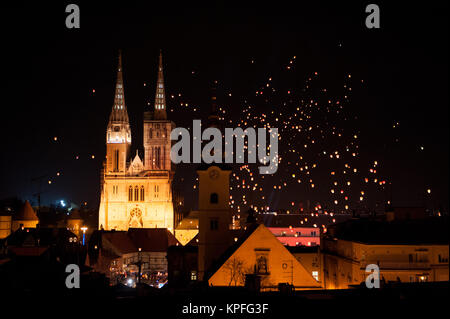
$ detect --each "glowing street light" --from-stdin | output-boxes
[81,226,88,245]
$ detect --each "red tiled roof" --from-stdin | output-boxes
[127,228,180,252]
[9,246,48,256]
[102,228,181,254]
[103,231,136,254]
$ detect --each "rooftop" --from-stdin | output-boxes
[326,216,449,245]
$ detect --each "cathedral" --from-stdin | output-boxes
[98,50,175,232]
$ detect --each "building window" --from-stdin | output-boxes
[154,185,159,198]
[210,193,218,204]
[312,271,319,281]
[128,186,133,201]
[134,186,139,201]
[210,219,218,231]
[140,186,145,202]
[155,147,161,168]
[190,271,197,281]
[114,150,119,172]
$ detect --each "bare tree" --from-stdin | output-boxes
[223,257,246,286]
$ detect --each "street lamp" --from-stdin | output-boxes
[81,226,88,245]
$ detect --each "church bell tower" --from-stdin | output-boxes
[106,50,131,174]
[143,50,174,171]
[197,82,232,281]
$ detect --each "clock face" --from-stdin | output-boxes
[209,169,219,179]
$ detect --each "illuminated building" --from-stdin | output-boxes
[207,223,322,290]
[267,227,320,247]
[98,51,175,231]
[197,164,233,281]
[11,200,39,232]
[289,246,322,283]
[174,210,199,246]
[0,212,11,239]
[322,217,449,289]
[196,86,234,281]
[87,228,180,286]
[66,208,83,238]
[256,211,351,247]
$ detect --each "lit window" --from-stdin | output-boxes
[312,271,319,281]
[154,185,159,198]
[128,186,133,201]
[134,186,139,201]
[140,186,145,201]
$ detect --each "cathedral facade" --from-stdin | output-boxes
[98,51,175,232]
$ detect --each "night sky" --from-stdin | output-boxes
[1,1,448,213]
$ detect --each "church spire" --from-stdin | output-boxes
[207,80,221,129]
[106,50,131,146]
[153,50,167,120]
[109,49,129,124]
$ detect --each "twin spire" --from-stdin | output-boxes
[109,49,129,124]
[153,50,167,120]
[108,49,167,125]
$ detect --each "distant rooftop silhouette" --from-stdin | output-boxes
[13,201,38,221]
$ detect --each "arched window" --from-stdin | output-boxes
[140,186,145,202]
[134,186,139,202]
[210,193,218,204]
[128,186,133,201]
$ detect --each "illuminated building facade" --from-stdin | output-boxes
[87,228,180,287]
[98,51,175,231]
[197,164,233,280]
[267,227,320,247]
[11,200,39,232]
[322,218,449,289]
[208,224,322,290]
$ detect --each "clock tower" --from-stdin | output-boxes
[197,83,233,281]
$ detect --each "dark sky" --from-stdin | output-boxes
[1,1,448,212]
